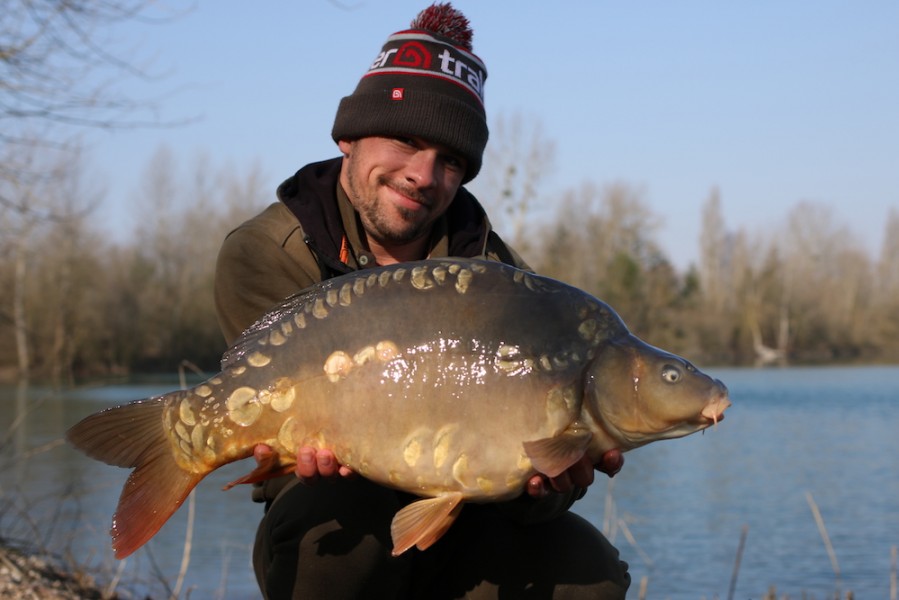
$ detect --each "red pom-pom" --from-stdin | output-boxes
[410,2,473,50]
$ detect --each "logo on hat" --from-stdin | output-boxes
[394,41,431,68]
[391,88,405,100]
[367,32,487,106]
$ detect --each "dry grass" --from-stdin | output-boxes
[0,543,113,600]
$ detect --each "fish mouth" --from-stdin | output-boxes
[700,393,731,427]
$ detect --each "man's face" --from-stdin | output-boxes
[338,136,467,247]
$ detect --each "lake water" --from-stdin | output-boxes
[1,365,897,599]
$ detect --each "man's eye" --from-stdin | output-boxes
[443,155,465,171]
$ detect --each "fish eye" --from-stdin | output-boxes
[661,365,682,383]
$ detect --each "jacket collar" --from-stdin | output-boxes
[277,157,493,273]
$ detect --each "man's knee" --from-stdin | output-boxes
[253,478,411,599]
[416,507,630,598]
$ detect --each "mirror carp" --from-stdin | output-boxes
[68,258,730,559]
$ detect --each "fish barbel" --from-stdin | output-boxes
[67,258,730,559]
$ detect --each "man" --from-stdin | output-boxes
[214,4,630,598]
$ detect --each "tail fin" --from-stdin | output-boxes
[67,397,204,559]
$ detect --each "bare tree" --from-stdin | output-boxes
[1,0,190,380]
[0,144,269,379]
[532,182,675,338]
[876,208,899,299]
[699,188,728,313]
[778,201,872,360]
[1,1,190,148]
[124,146,268,370]
[742,245,789,366]
[694,191,790,363]
[874,208,899,359]
[0,147,103,380]
[1,0,191,223]
[474,112,556,259]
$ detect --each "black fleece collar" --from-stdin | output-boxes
[276,157,491,273]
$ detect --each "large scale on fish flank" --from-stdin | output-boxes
[67,258,730,559]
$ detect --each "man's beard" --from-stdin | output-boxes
[352,174,434,245]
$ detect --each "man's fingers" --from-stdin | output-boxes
[567,455,596,489]
[316,449,339,478]
[527,454,598,497]
[527,474,549,498]
[295,447,319,480]
[596,449,624,477]
[294,446,355,482]
[549,470,574,493]
[253,444,274,464]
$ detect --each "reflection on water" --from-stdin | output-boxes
[2,366,898,598]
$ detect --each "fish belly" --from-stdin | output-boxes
[267,350,583,502]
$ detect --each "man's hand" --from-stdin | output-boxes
[596,448,625,477]
[252,444,621,493]
[526,449,624,499]
[250,444,355,484]
[293,446,355,483]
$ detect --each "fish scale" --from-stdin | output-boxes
[67,258,731,559]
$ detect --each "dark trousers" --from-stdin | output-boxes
[253,477,630,599]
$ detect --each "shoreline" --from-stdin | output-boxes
[0,544,113,600]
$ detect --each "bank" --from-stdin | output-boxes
[0,543,115,600]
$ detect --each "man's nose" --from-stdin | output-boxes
[404,150,438,188]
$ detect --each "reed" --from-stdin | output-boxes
[597,483,871,599]
[891,545,897,600]
[806,491,842,590]
[727,524,749,600]
[167,361,205,600]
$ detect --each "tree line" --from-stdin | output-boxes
[2,140,898,384]
[524,185,899,368]
[3,4,897,383]
[0,147,268,383]
[479,115,899,368]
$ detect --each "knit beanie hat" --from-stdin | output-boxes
[331,3,488,183]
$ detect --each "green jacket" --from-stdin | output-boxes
[215,157,527,345]
[213,157,581,522]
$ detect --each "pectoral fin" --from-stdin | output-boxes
[390,493,464,556]
[522,426,593,478]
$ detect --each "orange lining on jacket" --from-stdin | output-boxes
[339,235,350,264]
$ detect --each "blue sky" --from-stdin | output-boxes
[86,1,899,269]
